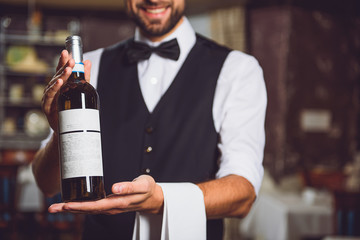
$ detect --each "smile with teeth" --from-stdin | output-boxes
[145,8,167,14]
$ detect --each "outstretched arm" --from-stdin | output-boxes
[48,174,255,219]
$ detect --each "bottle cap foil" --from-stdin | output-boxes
[65,35,83,63]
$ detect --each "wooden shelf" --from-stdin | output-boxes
[1,32,65,46]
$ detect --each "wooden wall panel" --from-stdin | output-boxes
[248,5,360,179]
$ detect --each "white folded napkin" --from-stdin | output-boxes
[132,182,206,240]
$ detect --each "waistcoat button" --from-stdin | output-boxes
[145,146,153,153]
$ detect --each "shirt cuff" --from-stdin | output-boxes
[132,182,206,240]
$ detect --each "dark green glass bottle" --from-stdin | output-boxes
[57,36,105,202]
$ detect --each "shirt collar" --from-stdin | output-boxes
[134,17,196,61]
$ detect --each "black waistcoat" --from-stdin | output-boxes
[82,35,230,240]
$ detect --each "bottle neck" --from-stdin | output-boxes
[65,36,85,84]
[69,62,85,82]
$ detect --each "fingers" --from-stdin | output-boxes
[62,199,112,214]
[42,64,73,114]
[52,58,75,85]
[41,56,75,131]
[48,194,142,215]
[57,50,91,82]
[48,202,65,213]
[56,50,69,73]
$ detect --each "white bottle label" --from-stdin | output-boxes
[59,109,103,179]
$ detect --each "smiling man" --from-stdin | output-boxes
[32,0,267,239]
[126,0,185,39]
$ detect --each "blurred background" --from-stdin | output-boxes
[0,0,359,239]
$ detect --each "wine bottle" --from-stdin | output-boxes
[57,35,105,202]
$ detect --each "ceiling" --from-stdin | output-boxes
[0,0,248,13]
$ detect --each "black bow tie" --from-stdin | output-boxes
[126,38,180,63]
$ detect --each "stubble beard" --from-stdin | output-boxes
[131,5,184,37]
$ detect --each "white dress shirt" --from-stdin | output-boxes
[85,17,267,195]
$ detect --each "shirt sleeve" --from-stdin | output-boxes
[213,50,267,195]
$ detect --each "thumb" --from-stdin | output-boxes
[111,175,154,195]
[84,59,92,83]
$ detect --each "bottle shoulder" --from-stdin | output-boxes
[60,81,98,95]
[58,81,100,110]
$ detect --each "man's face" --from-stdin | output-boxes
[126,0,185,38]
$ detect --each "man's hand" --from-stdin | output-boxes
[48,175,164,215]
[42,50,91,132]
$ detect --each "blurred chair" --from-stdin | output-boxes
[333,190,360,236]
[36,193,84,240]
[0,163,21,240]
